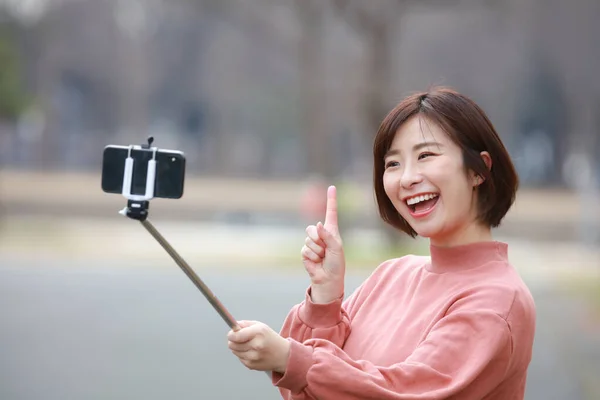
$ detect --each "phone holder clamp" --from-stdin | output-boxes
[117,136,156,221]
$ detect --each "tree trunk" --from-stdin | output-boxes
[363,22,408,250]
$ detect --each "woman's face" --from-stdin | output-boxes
[382,116,487,246]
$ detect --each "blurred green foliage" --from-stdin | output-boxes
[0,27,28,121]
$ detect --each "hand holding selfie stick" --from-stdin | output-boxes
[116,138,271,378]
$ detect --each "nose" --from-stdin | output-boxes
[400,163,423,189]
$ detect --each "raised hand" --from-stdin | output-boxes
[301,185,346,304]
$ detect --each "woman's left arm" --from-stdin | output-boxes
[229,310,513,400]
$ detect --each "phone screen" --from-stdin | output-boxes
[101,146,185,199]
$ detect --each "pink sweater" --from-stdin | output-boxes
[272,241,536,399]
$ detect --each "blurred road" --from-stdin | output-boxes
[0,255,598,400]
[1,169,599,399]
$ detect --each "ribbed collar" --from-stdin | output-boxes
[426,240,509,274]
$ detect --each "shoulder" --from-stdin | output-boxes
[446,267,537,363]
[449,269,536,323]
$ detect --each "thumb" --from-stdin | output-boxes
[237,320,257,328]
[323,185,339,233]
[228,321,258,342]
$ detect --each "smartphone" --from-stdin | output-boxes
[101,145,186,199]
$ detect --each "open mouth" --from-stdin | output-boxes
[406,193,439,214]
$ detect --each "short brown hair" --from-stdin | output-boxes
[373,87,519,237]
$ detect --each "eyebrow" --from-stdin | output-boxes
[384,141,444,158]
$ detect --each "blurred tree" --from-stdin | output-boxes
[330,0,462,145]
[294,0,331,178]
[329,0,453,250]
[0,27,28,122]
[293,1,409,180]
[516,53,568,186]
[288,0,404,245]
[331,1,401,143]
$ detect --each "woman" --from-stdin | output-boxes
[227,87,537,399]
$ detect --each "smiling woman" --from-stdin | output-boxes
[227,87,536,400]
[374,89,518,244]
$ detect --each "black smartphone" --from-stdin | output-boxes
[101,145,186,199]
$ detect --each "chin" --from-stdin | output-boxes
[412,226,441,239]
[408,215,451,239]
[401,217,439,239]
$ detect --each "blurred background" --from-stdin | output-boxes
[0,0,598,399]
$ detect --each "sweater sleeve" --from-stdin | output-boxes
[273,310,512,400]
[277,282,365,348]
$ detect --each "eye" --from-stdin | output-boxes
[418,152,435,160]
[385,160,400,169]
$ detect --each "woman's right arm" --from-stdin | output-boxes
[287,185,361,346]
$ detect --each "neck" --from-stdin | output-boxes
[427,240,508,273]
[429,220,493,248]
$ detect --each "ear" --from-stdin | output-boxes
[480,151,492,171]
[473,151,492,187]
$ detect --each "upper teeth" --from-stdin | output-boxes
[406,194,438,205]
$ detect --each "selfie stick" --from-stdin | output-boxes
[116,138,272,379]
[117,137,242,332]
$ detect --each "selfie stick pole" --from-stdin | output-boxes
[142,213,241,332]
[116,138,271,379]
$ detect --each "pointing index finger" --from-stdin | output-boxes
[324,185,338,229]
